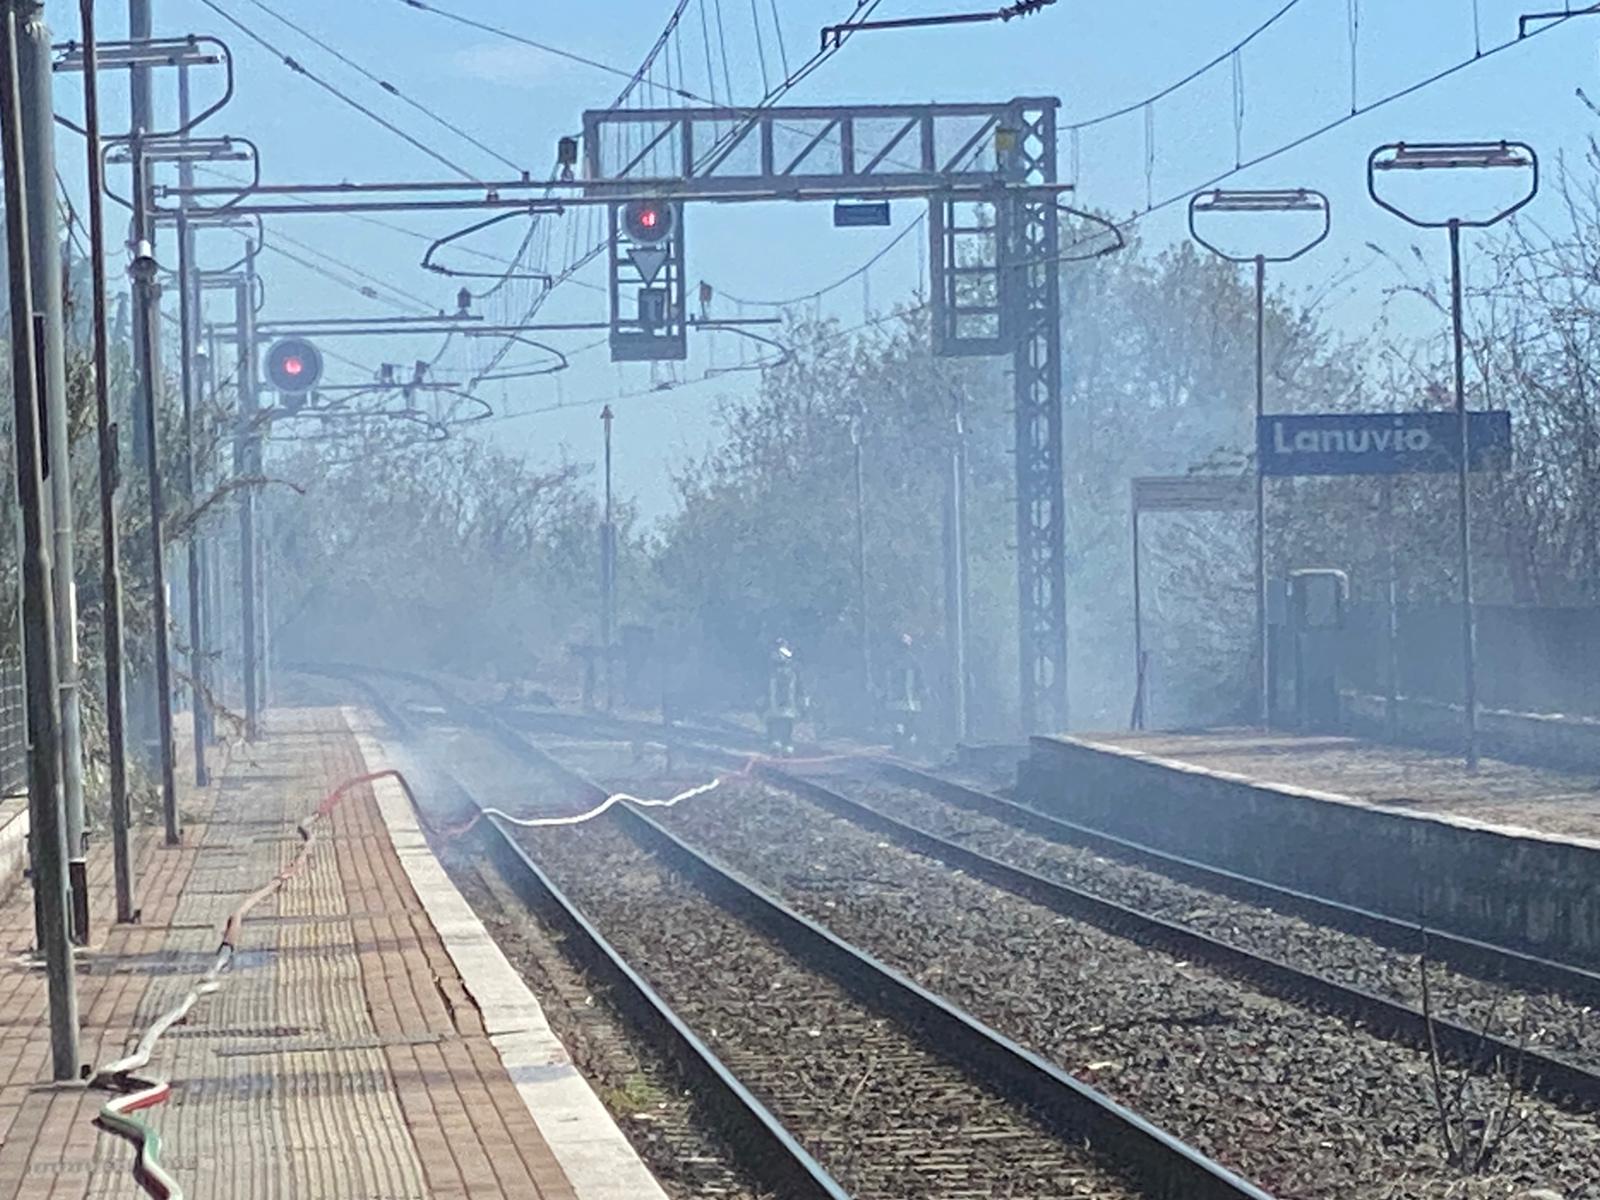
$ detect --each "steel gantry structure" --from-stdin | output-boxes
[161,96,1073,732]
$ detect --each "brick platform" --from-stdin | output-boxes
[0,708,640,1199]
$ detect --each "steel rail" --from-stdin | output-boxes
[870,758,1600,1008]
[321,665,1277,1199]
[482,820,851,1200]
[746,760,1600,1111]
[308,664,850,1200]
[490,706,1600,1111]
[508,704,1600,1009]
[464,705,1277,1200]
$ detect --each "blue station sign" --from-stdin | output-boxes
[1257,410,1512,477]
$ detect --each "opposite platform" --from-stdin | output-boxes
[1023,729,1600,967]
[0,707,662,1200]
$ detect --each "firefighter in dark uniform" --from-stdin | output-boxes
[765,639,803,755]
[887,633,925,753]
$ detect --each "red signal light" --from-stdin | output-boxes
[266,337,323,394]
[622,199,673,244]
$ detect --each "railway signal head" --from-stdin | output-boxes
[264,337,323,395]
[622,199,674,244]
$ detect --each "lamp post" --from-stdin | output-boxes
[1188,188,1330,728]
[1368,141,1538,770]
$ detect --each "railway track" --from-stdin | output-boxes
[323,665,1274,1200]
[504,704,1600,1091]
[482,708,1600,1197]
[515,706,1600,1001]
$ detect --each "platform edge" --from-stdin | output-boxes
[344,707,671,1200]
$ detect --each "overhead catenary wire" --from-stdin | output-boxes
[748,0,771,93]
[768,0,792,77]
[396,0,700,104]
[196,0,480,180]
[1064,0,1307,131]
[257,238,432,315]
[235,0,525,174]
[191,163,522,273]
[716,213,926,308]
[712,3,1582,319]
[1058,5,1597,258]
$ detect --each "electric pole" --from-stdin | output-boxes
[600,405,616,712]
[177,63,208,786]
[943,394,970,743]
[2,0,80,1079]
[78,0,134,923]
[235,258,262,739]
[126,0,161,767]
[851,407,870,710]
[17,0,88,940]
[131,245,180,844]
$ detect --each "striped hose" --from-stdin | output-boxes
[90,770,408,1200]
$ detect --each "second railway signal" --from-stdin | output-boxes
[264,336,323,395]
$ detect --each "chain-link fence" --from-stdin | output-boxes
[0,659,24,798]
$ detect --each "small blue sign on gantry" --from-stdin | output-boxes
[1257,410,1512,477]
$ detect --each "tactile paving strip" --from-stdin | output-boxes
[1,709,583,1200]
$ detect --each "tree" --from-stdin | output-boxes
[264,428,611,683]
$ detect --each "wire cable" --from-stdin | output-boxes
[749,0,772,93]
[196,0,479,180]
[1064,0,1306,131]
[611,0,694,109]
[1061,6,1597,258]
[237,0,525,173]
[716,213,926,308]
[768,0,792,78]
[258,239,431,314]
[264,227,441,313]
[397,0,698,103]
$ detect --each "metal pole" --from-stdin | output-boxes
[1448,218,1479,770]
[257,500,269,709]
[1131,506,1144,730]
[132,249,180,844]
[852,411,870,704]
[18,0,88,940]
[202,324,223,734]
[177,64,208,788]
[1382,475,1400,741]
[601,405,615,712]
[235,266,261,739]
[943,397,969,742]
[1188,190,1329,730]
[128,0,151,237]
[79,0,134,923]
[1,0,79,1078]
[126,0,152,465]
[1253,253,1269,729]
[125,0,159,762]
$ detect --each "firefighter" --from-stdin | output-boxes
[887,633,925,753]
[765,639,803,755]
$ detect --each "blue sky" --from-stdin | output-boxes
[41,0,1600,518]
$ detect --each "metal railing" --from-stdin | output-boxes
[0,659,24,798]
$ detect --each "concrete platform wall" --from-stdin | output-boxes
[1343,691,1600,773]
[0,801,25,905]
[1019,736,1600,968]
